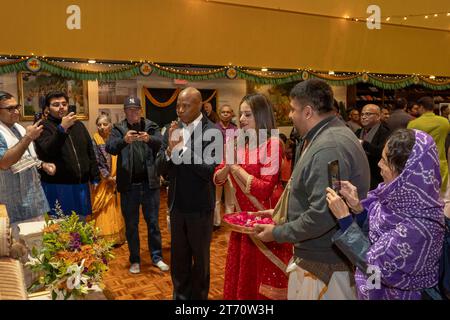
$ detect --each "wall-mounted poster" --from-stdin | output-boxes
[0,73,18,97]
[98,107,126,124]
[98,80,138,105]
[247,81,299,127]
[18,71,89,121]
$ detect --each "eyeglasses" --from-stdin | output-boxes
[50,102,68,107]
[360,112,379,117]
[0,105,21,113]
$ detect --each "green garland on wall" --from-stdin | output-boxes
[1,57,449,90]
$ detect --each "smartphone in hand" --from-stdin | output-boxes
[68,105,76,114]
[33,112,43,124]
[328,160,341,193]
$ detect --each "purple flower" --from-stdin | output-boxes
[69,232,82,251]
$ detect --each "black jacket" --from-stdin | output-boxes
[106,118,162,193]
[35,115,100,184]
[156,116,220,214]
[356,122,391,190]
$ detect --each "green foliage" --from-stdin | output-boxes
[26,212,115,300]
[1,58,449,89]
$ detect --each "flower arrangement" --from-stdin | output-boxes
[26,206,114,300]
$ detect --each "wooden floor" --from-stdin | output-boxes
[102,188,230,300]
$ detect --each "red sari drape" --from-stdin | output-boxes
[214,137,293,300]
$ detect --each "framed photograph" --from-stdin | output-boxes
[98,80,137,104]
[17,71,89,121]
[439,103,450,117]
[98,107,126,124]
[247,80,298,126]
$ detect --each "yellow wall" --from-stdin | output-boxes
[1,0,449,76]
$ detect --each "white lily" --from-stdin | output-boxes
[66,259,85,290]
[25,253,44,267]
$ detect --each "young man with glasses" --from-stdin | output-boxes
[355,104,391,190]
[34,91,100,220]
[0,91,55,238]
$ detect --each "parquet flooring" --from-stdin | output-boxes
[102,188,230,300]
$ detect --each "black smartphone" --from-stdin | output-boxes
[33,112,43,124]
[68,105,76,114]
[328,160,341,193]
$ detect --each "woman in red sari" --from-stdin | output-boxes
[214,94,293,300]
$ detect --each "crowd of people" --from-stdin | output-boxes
[0,78,448,300]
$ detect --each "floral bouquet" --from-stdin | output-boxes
[26,209,114,300]
[223,211,274,234]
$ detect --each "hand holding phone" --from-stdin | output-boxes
[33,112,43,124]
[68,105,76,114]
[328,160,341,193]
[124,130,139,144]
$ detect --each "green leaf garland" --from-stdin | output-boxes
[0,58,449,89]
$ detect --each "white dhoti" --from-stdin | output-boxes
[286,258,357,300]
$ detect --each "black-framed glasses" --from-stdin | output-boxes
[0,105,21,113]
[361,112,379,117]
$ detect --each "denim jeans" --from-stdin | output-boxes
[120,182,162,264]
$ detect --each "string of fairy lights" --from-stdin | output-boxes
[0,54,448,84]
[345,11,450,23]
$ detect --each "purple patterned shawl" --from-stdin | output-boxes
[355,130,445,300]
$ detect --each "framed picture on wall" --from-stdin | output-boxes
[98,80,137,104]
[98,107,126,124]
[247,80,298,127]
[17,71,89,121]
[439,103,450,117]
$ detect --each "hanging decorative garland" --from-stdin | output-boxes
[0,57,449,90]
[202,90,217,104]
[143,87,181,108]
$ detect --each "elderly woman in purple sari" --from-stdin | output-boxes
[326,129,445,300]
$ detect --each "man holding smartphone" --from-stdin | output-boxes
[254,79,370,300]
[0,91,56,239]
[34,91,100,221]
[106,96,169,274]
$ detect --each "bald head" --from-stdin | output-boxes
[177,87,203,124]
[180,87,201,102]
[360,104,381,128]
